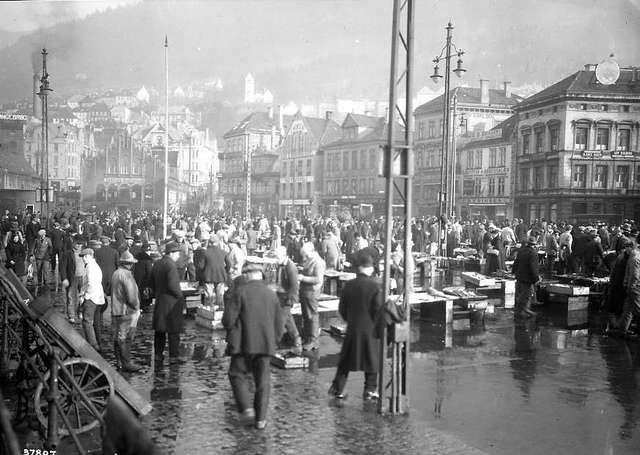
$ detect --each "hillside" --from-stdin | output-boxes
[0,0,638,104]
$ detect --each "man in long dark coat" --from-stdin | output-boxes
[329,250,383,400]
[513,235,540,319]
[151,242,184,361]
[223,262,283,430]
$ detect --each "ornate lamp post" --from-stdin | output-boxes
[430,22,465,255]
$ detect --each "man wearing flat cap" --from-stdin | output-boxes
[79,248,106,351]
[329,250,383,401]
[33,228,53,294]
[513,235,540,319]
[223,260,283,430]
[150,241,185,361]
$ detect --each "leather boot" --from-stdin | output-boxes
[120,340,141,373]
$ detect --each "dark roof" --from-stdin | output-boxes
[223,111,293,138]
[321,118,404,149]
[415,86,523,115]
[516,68,640,110]
[343,113,384,129]
[461,114,518,150]
[301,115,341,146]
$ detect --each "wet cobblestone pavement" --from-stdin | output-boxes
[8,287,640,455]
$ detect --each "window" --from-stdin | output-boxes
[438,119,443,136]
[352,151,357,169]
[580,104,587,110]
[489,148,497,167]
[475,150,482,168]
[575,127,588,150]
[573,164,586,188]
[474,177,482,196]
[306,182,311,197]
[369,149,376,169]
[594,165,608,189]
[615,166,629,188]
[497,177,505,195]
[488,177,495,195]
[623,105,630,113]
[550,126,559,151]
[306,158,312,174]
[618,129,630,151]
[360,150,367,169]
[428,121,435,138]
[297,182,303,196]
[343,151,350,170]
[548,165,558,189]
[522,133,531,154]
[596,127,609,150]
[290,161,295,177]
[498,147,506,166]
[463,179,474,196]
[550,203,558,221]
[601,105,608,112]
[467,150,474,169]
[535,130,545,153]
[418,121,426,140]
[521,169,529,191]
[534,167,543,189]
[297,160,303,176]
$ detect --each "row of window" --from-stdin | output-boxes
[325,149,379,173]
[416,119,444,140]
[520,165,559,190]
[281,182,313,199]
[221,179,273,195]
[522,125,632,154]
[325,178,377,196]
[283,158,312,177]
[520,164,640,191]
[522,104,630,120]
[521,125,560,154]
[465,147,508,169]
[462,177,507,196]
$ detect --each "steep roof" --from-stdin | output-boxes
[302,116,341,145]
[415,86,523,115]
[223,111,293,138]
[343,113,384,129]
[461,114,518,150]
[516,68,640,110]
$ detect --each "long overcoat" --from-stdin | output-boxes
[151,255,184,333]
[338,274,383,372]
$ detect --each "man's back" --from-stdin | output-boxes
[232,280,281,355]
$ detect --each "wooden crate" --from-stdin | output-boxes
[461,272,496,287]
[419,299,453,324]
[548,294,589,312]
[547,284,589,296]
[271,353,309,369]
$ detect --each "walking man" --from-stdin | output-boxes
[151,242,185,362]
[274,246,302,353]
[329,251,383,400]
[298,242,326,351]
[223,262,283,430]
[111,250,142,372]
[513,235,540,319]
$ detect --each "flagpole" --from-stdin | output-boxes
[163,36,169,240]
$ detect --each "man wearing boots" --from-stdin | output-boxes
[513,235,540,319]
[274,246,302,353]
[111,250,142,372]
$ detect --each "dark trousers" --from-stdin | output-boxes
[515,281,535,314]
[228,354,271,421]
[331,362,377,394]
[82,299,105,351]
[154,332,180,357]
[300,289,319,345]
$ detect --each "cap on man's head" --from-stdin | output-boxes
[353,250,374,268]
[79,248,94,257]
[242,262,263,274]
[119,250,138,264]
[165,241,181,254]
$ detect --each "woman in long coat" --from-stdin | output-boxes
[329,251,383,400]
[151,242,184,359]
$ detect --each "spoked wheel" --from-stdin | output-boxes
[34,358,113,436]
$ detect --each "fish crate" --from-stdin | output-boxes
[271,353,309,369]
[461,272,496,287]
[547,294,589,312]
[547,284,590,296]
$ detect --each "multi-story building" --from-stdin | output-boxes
[413,80,522,217]
[514,63,640,224]
[278,111,340,217]
[458,116,517,220]
[319,113,402,217]
[220,109,288,215]
[0,114,39,210]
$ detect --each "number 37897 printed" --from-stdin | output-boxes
[24,450,56,455]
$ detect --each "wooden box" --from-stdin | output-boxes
[548,294,589,312]
[419,299,453,324]
[461,272,496,287]
[271,353,309,369]
[547,284,590,296]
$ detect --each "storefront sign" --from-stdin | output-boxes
[612,150,634,157]
[582,150,603,158]
[464,166,508,176]
[465,197,510,205]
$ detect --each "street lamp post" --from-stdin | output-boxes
[38,48,53,225]
[431,22,465,256]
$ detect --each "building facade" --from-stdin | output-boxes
[413,80,522,218]
[458,116,517,220]
[514,63,640,224]
[278,111,340,217]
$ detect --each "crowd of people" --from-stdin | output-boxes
[0,206,639,428]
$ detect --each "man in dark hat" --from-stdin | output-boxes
[111,250,142,372]
[133,243,155,312]
[274,246,302,353]
[513,235,540,319]
[329,250,383,401]
[223,261,283,430]
[150,242,185,361]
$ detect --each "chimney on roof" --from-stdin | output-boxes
[503,81,512,98]
[480,79,490,105]
[325,111,333,121]
[268,106,274,119]
[584,64,597,71]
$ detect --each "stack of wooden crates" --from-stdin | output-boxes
[546,284,590,327]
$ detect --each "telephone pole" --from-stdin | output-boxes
[38,48,53,224]
[162,36,169,239]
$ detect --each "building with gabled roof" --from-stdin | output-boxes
[278,111,340,216]
[513,63,640,224]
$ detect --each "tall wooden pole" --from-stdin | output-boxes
[163,36,169,239]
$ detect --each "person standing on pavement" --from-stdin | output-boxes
[5,231,28,284]
[203,235,229,307]
[274,246,302,353]
[298,242,326,351]
[59,237,85,323]
[33,229,53,293]
[150,242,185,361]
[111,250,142,372]
[79,248,105,352]
[329,251,383,400]
[612,233,640,337]
[133,243,155,312]
[513,235,540,319]
[223,262,283,430]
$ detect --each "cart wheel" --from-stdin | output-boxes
[34,358,113,436]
